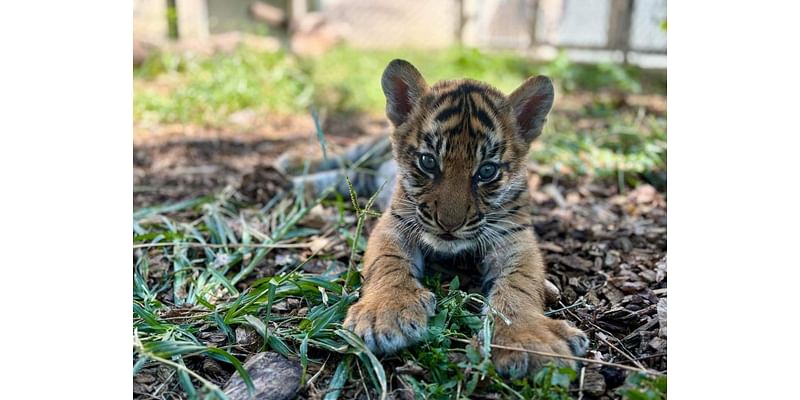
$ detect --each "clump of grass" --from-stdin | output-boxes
[134,48,315,125]
[534,112,667,189]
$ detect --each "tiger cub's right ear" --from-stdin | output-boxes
[381,59,428,127]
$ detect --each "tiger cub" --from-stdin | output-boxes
[330,60,590,377]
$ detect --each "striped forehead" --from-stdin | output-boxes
[416,82,506,162]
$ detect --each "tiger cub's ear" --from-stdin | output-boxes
[509,75,555,143]
[381,59,428,127]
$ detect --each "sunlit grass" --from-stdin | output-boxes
[133,45,662,125]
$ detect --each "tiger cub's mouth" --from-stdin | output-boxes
[437,233,458,241]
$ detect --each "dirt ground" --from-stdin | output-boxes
[133,104,666,398]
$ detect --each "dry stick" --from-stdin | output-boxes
[354,360,372,400]
[634,352,667,361]
[305,356,329,389]
[596,335,647,371]
[133,242,312,249]
[545,297,585,316]
[577,366,586,400]
[449,338,663,376]
[559,301,648,371]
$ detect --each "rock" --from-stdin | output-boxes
[223,352,302,400]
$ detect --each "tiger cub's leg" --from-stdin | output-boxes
[482,230,589,378]
[343,214,435,354]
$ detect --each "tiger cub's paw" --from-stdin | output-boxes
[492,315,589,378]
[343,288,436,355]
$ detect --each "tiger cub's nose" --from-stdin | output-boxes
[436,212,466,232]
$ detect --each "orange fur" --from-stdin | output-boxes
[343,60,588,377]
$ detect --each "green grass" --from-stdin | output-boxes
[134,45,662,124]
[534,111,667,189]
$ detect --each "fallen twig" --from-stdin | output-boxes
[449,338,664,376]
[558,301,648,371]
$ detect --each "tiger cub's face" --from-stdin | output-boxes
[381,60,555,254]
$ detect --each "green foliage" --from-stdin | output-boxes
[620,373,668,400]
[534,112,667,186]
[134,48,314,125]
[134,45,659,125]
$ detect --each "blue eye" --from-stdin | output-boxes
[419,153,438,173]
[477,163,498,181]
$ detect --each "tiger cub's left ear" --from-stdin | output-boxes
[509,75,555,143]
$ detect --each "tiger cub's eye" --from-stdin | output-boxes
[477,163,498,181]
[419,153,438,173]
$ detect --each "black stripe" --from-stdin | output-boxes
[509,204,525,212]
[423,134,436,151]
[473,108,495,131]
[497,225,528,237]
[463,214,483,228]
[508,282,537,301]
[435,106,462,123]
[509,269,537,282]
[366,254,408,272]
[418,207,434,221]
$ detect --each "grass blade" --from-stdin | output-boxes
[323,356,352,400]
[336,329,387,400]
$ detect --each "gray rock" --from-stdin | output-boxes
[223,352,301,400]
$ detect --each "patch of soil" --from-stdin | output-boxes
[133,112,388,207]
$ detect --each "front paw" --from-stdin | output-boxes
[343,288,435,355]
[492,316,589,378]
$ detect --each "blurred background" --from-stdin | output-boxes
[134,0,666,208]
